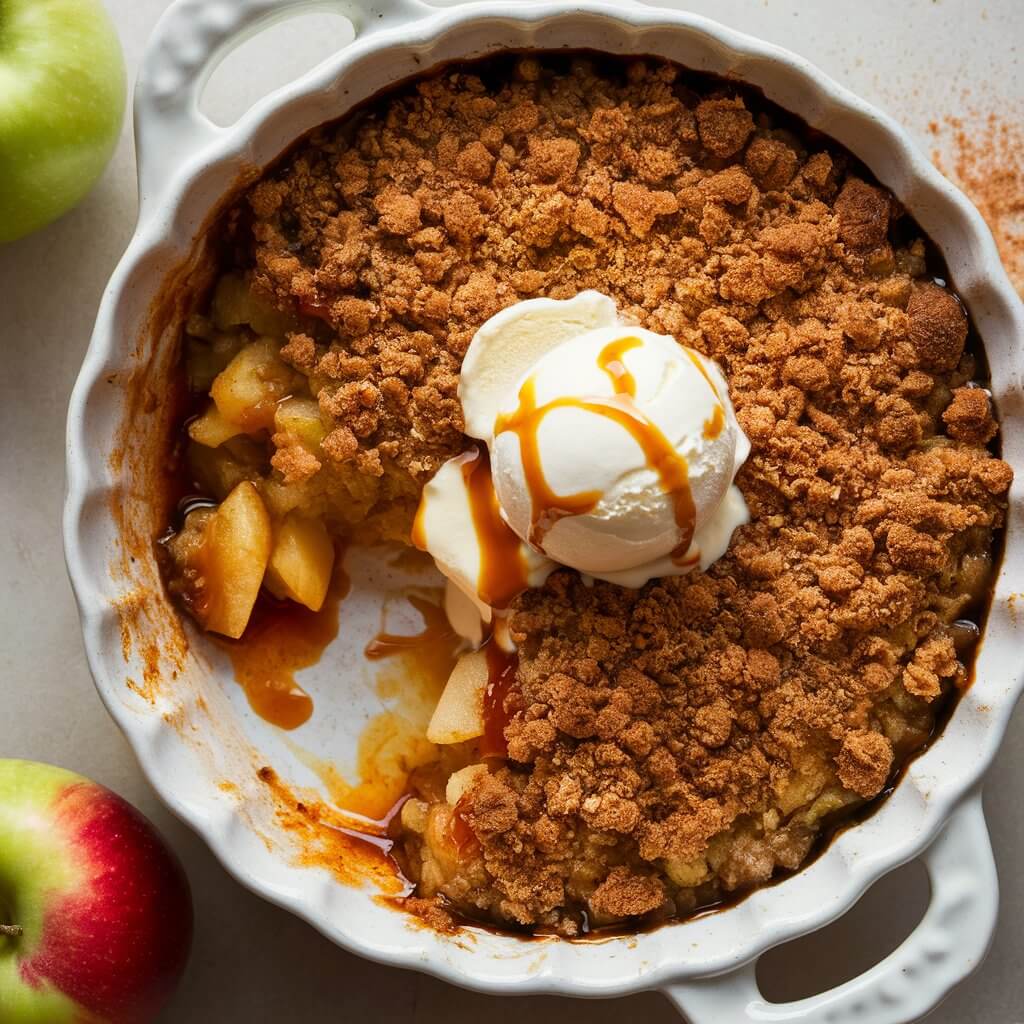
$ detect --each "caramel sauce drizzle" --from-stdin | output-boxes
[364,594,454,659]
[481,642,519,760]
[685,349,726,440]
[448,795,481,856]
[598,335,642,396]
[217,553,350,731]
[704,403,725,440]
[410,495,428,552]
[686,348,720,398]
[412,448,529,611]
[298,295,334,323]
[493,372,604,547]
[493,336,701,559]
[461,448,529,609]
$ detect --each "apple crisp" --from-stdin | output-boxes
[161,53,1011,934]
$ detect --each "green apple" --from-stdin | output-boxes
[0,0,126,243]
[0,760,193,1022]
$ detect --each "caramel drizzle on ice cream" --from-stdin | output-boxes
[493,373,603,547]
[703,403,725,441]
[683,349,727,440]
[494,337,700,559]
[598,335,642,396]
[412,447,529,609]
[461,448,530,609]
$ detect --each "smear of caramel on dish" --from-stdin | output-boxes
[256,766,410,894]
[364,592,453,660]
[388,541,436,574]
[293,747,419,827]
[215,552,350,730]
[292,589,461,821]
[366,591,460,707]
[494,336,698,558]
[243,581,460,890]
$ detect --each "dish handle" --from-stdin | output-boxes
[662,792,997,1024]
[134,0,434,213]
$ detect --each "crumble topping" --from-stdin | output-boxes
[176,54,1011,933]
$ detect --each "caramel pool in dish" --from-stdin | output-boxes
[159,52,1011,936]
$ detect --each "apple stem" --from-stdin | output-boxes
[0,925,22,938]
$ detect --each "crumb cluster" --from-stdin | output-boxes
[212,54,1010,932]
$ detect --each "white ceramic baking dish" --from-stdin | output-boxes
[63,1,1024,1020]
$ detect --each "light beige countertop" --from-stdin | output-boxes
[1,1,1021,1020]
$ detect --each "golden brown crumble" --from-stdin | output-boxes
[169,53,1011,934]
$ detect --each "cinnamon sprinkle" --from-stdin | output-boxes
[930,112,1024,294]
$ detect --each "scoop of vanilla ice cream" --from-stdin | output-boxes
[458,293,750,586]
[488,325,744,576]
[414,291,751,651]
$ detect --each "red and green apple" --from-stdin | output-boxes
[0,760,193,1022]
[0,0,126,243]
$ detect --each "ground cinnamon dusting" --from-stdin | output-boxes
[188,54,1010,934]
[930,112,1024,294]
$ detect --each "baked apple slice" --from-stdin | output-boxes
[274,397,327,451]
[188,402,243,448]
[427,649,488,744]
[195,481,272,638]
[264,512,335,611]
[210,338,296,432]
